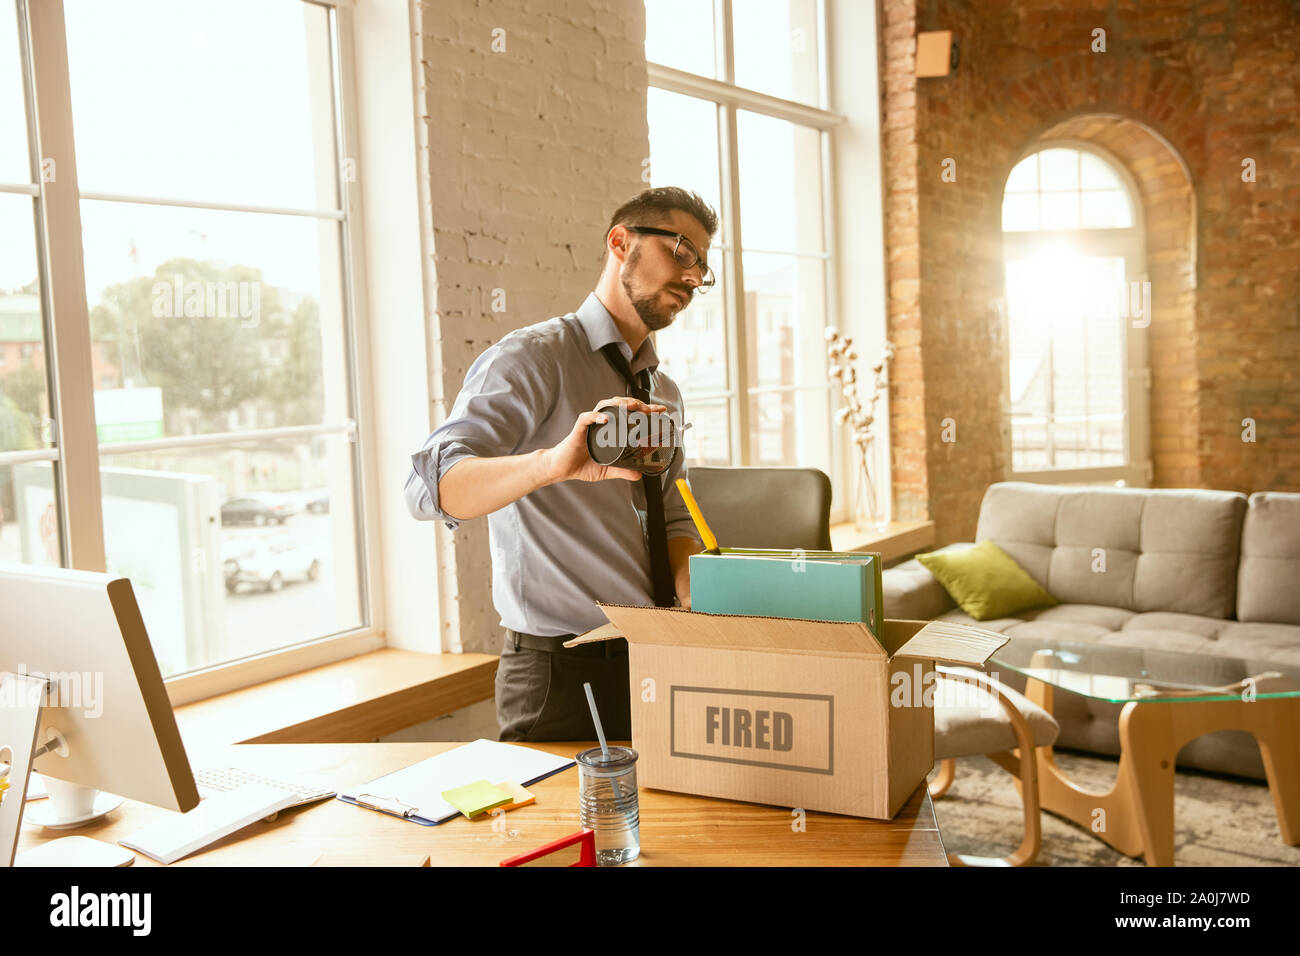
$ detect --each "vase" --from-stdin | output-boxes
[851,439,888,534]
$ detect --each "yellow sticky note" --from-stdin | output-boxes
[442,780,512,819]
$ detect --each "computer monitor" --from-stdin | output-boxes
[0,563,200,866]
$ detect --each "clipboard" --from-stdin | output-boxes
[337,739,576,826]
[345,792,441,826]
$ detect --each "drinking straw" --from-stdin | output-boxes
[583,681,627,813]
[583,681,610,759]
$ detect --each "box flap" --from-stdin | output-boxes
[564,622,624,648]
[592,603,888,658]
[889,619,1009,666]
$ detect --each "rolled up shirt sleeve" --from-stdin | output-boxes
[404,439,478,529]
[404,333,554,529]
[662,391,703,546]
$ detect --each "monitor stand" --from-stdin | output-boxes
[1,672,133,867]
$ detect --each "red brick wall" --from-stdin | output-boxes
[881,0,1300,544]
[914,0,1012,546]
[880,0,929,522]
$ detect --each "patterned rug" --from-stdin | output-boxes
[928,750,1300,866]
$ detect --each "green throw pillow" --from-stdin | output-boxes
[916,541,1057,621]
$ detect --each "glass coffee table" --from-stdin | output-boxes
[989,638,1300,867]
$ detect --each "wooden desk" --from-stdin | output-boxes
[18,743,948,867]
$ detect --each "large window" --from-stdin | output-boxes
[1,0,369,678]
[1,2,56,569]
[644,0,835,477]
[1001,145,1151,484]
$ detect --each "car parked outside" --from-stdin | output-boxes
[220,494,298,527]
[222,535,321,594]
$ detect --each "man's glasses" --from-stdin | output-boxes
[625,226,715,293]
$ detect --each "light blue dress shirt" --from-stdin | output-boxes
[405,292,701,637]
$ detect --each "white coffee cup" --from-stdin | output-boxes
[42,776,100,822]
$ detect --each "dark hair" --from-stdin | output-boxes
[603,186,719,262]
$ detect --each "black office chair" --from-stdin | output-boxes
[684,466,833,551]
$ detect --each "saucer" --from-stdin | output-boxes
[24,791,125,829]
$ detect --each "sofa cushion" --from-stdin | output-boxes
[935,604,1122,646]
[934,602,1135,634]
[934,607,1024,632]
[1101,627,1226,657]
[916,541,1057,621]
[1132,491,1246,618]
[1214,622,1300,670]
[975,482,1246,619]
[1119,611,1227,639]
[1048,488,1145,609]
[1093,612,1232,656]
[1237,492,1300,626]
[883,545,968,621]
[1024,604,1138,631]
[1003,618,1117,645]
[973,482,1062,585]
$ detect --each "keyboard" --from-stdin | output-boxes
[194,766,336,809]
[119,782,301,865]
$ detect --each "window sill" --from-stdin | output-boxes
[828,518,936,565]
[173,648,499,752]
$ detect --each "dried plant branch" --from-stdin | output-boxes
[826,328,893,526]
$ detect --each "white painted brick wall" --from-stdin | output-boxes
[414,0,650,653]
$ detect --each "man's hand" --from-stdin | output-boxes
[668,536,701,609]
[437,396,671,521]
[540,396,668,485]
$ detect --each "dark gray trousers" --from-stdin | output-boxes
[495,630,632,742]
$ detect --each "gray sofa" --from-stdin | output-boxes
[884,481,1300,780]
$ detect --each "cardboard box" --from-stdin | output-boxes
[565,605,1008,820]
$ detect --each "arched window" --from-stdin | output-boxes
[1001,145,1151,486]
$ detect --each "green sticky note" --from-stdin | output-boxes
[442,780,513,819]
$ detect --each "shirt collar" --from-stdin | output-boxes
[576,292,660,375]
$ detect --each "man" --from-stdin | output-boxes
[404,186,718,742]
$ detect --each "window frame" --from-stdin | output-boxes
[1000,140,1152,487]
[646,0,847,508]
[8,0,385,703]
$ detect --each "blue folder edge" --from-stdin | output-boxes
[334,758,577,826]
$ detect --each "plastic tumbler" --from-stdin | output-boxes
[576,746,640,865]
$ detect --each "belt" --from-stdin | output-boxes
[509,630,628,658]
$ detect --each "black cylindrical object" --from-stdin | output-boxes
[585,404,680,476]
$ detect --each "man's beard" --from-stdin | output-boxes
[621,245,679,332]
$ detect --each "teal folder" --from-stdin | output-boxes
[689,548,884,640]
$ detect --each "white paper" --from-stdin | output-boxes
[340,739,575,822]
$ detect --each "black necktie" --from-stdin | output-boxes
[597,343,676,608]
